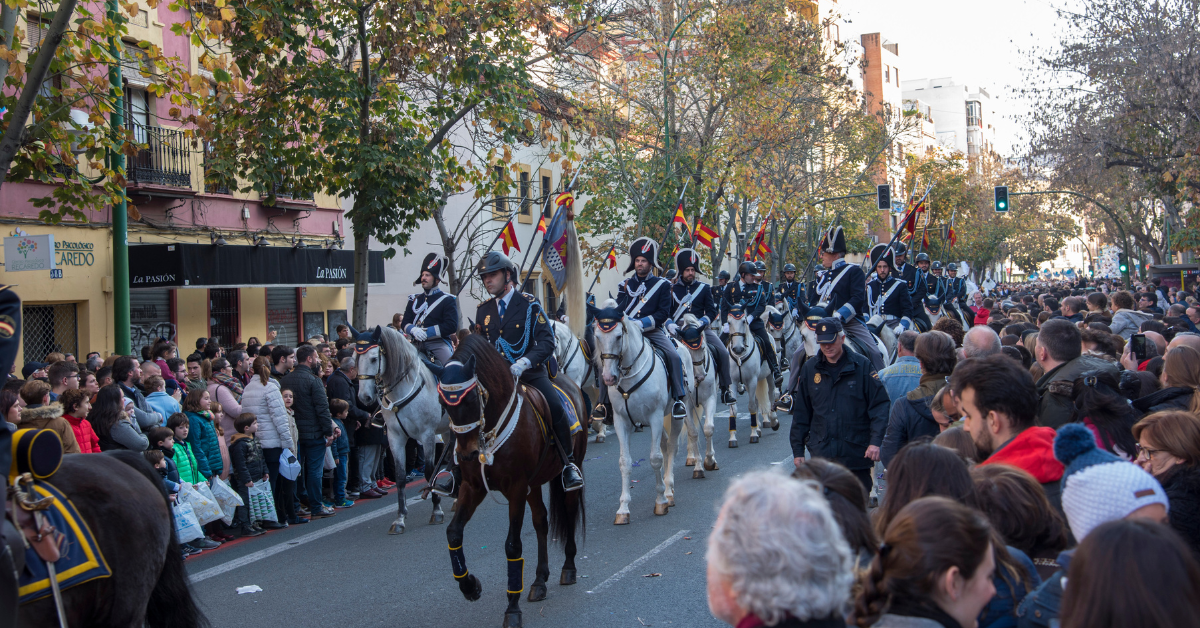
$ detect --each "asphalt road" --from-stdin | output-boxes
[185,397,794,628]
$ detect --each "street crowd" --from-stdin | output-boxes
[3,326,419,559]
[708,275,1200,628]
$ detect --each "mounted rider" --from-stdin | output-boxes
[728,260,784,388]
[400,253,459,366]
[945,262,972,319]
[591,237,689,423]
[927,260,948,304]
[668,249,738,406]
[775,263,804,320]
[866,247,914,336]
[754,260,771,299]
[891,243,931,331]
[806,225,885,371]
[437,250,583,493]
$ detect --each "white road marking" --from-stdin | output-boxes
[586,529,690,594]
[189,496,423,583]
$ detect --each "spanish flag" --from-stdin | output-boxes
[555,190,574,211]
[756,240,772,258]
[500,220,520,255]
[948,227,957,248]
[903,198,925,235]
[673,202,691,242]
[535,213,548,236]
[605,248,617,269]
[695,220,719,249]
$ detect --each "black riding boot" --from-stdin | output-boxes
[430,432,459,497]
[552,416,584,491]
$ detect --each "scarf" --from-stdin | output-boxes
[885,600,964,628]
[212,372,244,401]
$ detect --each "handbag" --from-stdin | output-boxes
[181,481,224,525]
[279,448,301,481]
[173,502,204,543]
[209,475,245,526]
[247,480,278,522]
[324,446,336,470]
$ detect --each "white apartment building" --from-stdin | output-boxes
[901,77,999,159]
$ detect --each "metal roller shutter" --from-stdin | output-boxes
[130,289,173,351]
[266,288,299,348]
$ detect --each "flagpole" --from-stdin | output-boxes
[456,202,523,296]
[518,162,587,290]
[587,239,619,294]
[690,194,708,248]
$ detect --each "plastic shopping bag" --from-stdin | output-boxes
[324,446,336,470]
[248,480,278,522]
[279,448,301,481]
[173,502,204,543]
[181,481,223,525]
[209,475,244,526]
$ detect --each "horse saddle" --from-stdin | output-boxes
[13,479,111,604]
[845,333,878,360]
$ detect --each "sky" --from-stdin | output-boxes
[838,0,1070,156]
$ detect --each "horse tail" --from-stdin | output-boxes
[565,218,586,340]
[105,450,209,628]
[549,470,585,549]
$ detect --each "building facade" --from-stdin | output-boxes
[901,77,999,160]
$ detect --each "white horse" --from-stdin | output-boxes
[355,324,450,534]
[864,315,901,364]
[767,305,806,377]
[797,316,892,369]
[592,300,688,523]
[677,313,718,478]
[550,319,607,443]
[725,303,779,448]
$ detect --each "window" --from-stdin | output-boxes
[125,86,150,142]
[23,303,77,360]
[520,170,531,216]
[966,101,982,127]
[209,288,240,348]
[493,165,508,218]
[884,65,890,83]
[25,16,49,51]
[895,68,899,86]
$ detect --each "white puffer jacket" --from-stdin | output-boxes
[241,376,295,452]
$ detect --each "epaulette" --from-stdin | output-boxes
[524,292,537,302]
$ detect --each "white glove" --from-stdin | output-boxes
[510,357,531,378]
[666,322,679,335]
[746,314,754,324]
[792,309,799,320]
[892,324,904,336]
[411,327,428,342]
[722,323,729,334]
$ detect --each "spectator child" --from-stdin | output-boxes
[228,413,272,536]
[182,389,222,481]
[144,375,182,426]
[209,401,232,478]
[166,413,205,487]
[59,388,99,453]
[328,398,353,509]
[143,449,179,499]
[18,379,81,453]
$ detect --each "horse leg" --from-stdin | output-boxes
[386,421,410,534]
[684,394,698,467]
[650,413,669,515]
[526,489,550,602]
[662,412,679,506]
[728,400,738,448]
[447,484,484,602]
[703,397,719,471]
[503,493,528,628]
[423,436,444,524]
[614,414,633,525]
[748,381,760,444]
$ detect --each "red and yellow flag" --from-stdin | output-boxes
[756,240,772,258]
[500,220,520,255]
[904,198,925,235]
[605,248,618,269]
[555,190,574,211]
[696,220,720,249]
[948,227,957,248]
[535,213,548,236]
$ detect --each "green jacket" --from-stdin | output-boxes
[173,439,203,485]
[184,410,221,479]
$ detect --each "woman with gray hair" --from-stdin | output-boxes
[707,471,853,627]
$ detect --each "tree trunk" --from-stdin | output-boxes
[0,0,79,193]
[350,9,372,329]
[0,5,19,82]
[432,191,459,294]
[352,223,370,328]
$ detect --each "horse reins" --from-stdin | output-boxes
[438,373,524,505]
[356,340,427,440]
[600,329,659,422]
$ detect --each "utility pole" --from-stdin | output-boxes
[108,0,129,355]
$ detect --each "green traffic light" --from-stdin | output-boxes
[998,201,1006,209]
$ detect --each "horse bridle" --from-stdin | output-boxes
[356,340,424,415]
[726,310,755,362]
[768,313,795,356]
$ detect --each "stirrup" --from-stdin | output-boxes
[671,400,687,419]
[430,468,456,497]
[773,372,783,388]
[561,463,584,492]
[591,404,607,420]
[721,388,737,405]
[774,394,793,413]
[780,357,790,370]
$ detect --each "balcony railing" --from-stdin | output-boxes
[271,164,314,202]
[127,121,191,188]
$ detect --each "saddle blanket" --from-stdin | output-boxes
[18,481,111,604]
[551,383,583,436]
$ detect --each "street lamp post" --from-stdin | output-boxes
[107,0,129,356]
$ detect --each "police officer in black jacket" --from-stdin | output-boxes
[728,261,783,387]
[668,249,737,405]
[945,262,973,320]
[472,251,583,491]
[400,253,459,365]
[593,237,688,422]
[789,318,890,492]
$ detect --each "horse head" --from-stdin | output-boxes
[799,305,827,358]
[677,313,708,381]
[437,354,485,437]
[727,304,750,355]
[765,304,787,340]
[354,325,385,407]
[592,299,634,388]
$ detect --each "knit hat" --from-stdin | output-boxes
[1055,423,1169,541]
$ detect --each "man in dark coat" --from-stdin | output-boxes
[281,345,337,517]
[790,318,890,492]
[669,249,737,405]
[880,330,958,466]
[400,252,459,365]
[326,356,376,497]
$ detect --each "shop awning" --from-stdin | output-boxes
[128,243,385,289]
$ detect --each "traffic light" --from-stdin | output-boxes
[994,186,1009,212]
[877,184,891,210]
[1119,253,1128,274]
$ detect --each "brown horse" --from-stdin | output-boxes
[438,334,586,628]
[16,450,207,627]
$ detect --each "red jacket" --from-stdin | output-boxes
[63,414,101,454]
[978,426,1064,484]
[974,307,990,327]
